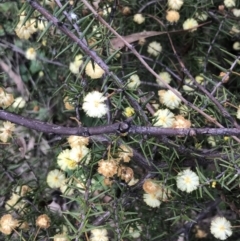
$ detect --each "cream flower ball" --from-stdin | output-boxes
[224,0,236,8]
[0,121,15,143]
[210,217,232,240]
[12,97,26,109]
[156,72,172,87]
[82,91,108,118]
[183,76,204,92]
[153,109,175,127]
[46,169,66,189]
[232,8,240,17]
[128,177,139,186]
[143,193,161,208]
[133,13,145,24]
[159,89,181,109]
[0,87,14,109]
[90,228,109,241]
[57,149,78,171]
[69,146,91,164]
[166,10,180,23]
[15,20,38,40]
[85,62,105,79]
[127,74,141,89]
[147,41,162,56]
[183,18,198,32]
[176,169,199,193]
[129,225,142,238]
[195,12,208,21]
[237,106,240,119]
[25,47,37,60]
[233,41,240,50]
[69,54,83,74]
[168,0,184,10]
[53,233,69,241]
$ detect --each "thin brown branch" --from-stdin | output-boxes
[1,110,240,137]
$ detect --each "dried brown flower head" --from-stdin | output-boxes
[0,214,19,235]
[172,115,191,128]
[98,159,118,178]
[219,72,229,83]
[155,183,171,202]
[166,10,180,23]
[138,38,146,46]
[103,178,113,186]
[122,6,131,15]
[118,166,134,182]
[67,135,89,148]
[36,214,51,229]
[54,233,69,241]
[19,221,29,231]
[143,179,160,194]
[63,96,74,110]
[118,144,133,162]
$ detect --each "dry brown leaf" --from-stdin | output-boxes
[110,21,210,50]
[110,31,167,50]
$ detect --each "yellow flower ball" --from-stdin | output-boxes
[85,62,105,79]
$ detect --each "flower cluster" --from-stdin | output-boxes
[183,75,204,92]
[57,145,90,171]
[15,19,38,39]
[98,145,138,186]
[5,185,31,212]
[0,87,14,109]
[15,11,47,40]
[143,179,171,208]
[47,135,91,195]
